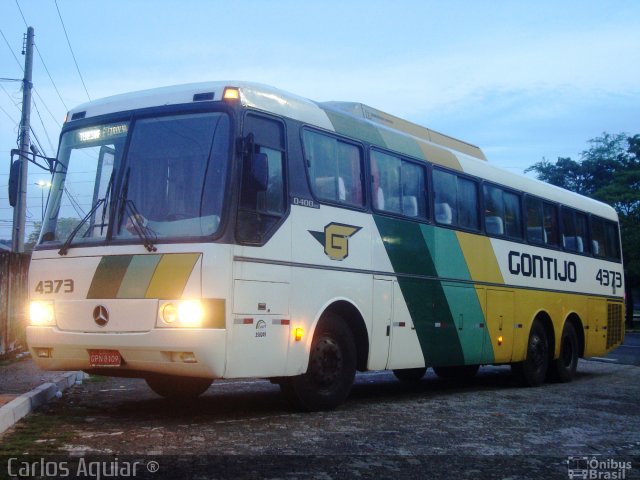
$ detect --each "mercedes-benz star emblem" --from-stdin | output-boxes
[93,305,109,327]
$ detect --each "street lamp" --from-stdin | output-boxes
[34,180,52,222]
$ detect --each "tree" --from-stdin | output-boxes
[26,218,80,249]
[526,133,640,326]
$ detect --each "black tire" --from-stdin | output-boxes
[145,374,212,400]
[393,367,427,382]
[512,320,549,387]
[282,313,356,411]
[547,322,578,383]
[433,364,479,380]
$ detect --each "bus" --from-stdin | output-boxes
[24,81,625,411]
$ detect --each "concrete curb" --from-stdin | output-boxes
[0,371,84,434]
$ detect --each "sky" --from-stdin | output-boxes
[1,0,639,242]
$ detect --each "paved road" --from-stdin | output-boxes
[604,332,640,366]
[1,360,639,479]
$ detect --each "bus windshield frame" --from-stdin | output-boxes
[37,106,234,250]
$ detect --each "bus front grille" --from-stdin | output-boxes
[606,303,623,349]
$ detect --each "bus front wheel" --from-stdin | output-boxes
[145,374,213,400]
[512,320,549,387]
[282,313,356,411]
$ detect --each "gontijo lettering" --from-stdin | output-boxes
[508,250,577,283]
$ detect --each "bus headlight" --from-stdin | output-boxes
[30,301,56,326]
[159,300,203,328]
[177,300,203,327]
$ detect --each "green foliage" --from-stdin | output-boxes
[526,133,640,289]
[26,217,80,249]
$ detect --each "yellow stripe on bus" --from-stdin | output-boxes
[455,232,504,285]
[145,253,200,299]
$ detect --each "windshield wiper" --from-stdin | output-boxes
[122,199,157,252]
[58,169,116,255]
[116,168,157,252]
[58,198,105,256]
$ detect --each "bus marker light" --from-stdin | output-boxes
[294,328,304,342]
[223,87,240,101]
[498,335,504,346]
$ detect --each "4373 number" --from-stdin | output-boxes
[34,279,74,294]
[595,269,622,288]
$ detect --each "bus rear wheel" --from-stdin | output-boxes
[145,374,213,400]
[512,320,549,387]
[393,367,427,382]
[282,314,356,411]
[547,322,578,383]
[433,365,479,380]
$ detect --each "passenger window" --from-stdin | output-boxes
[526,197,545,244]
[401,162,426,218]
[303,130,363,206]
[484,185,505,235]
[458,177,479,230]
[370,150,426,218]
[591,217,606,258]
[562,208,588,253]
[605,222,621,261]
[504,191,522,238]
[433,168,479,230]
[543,202,559,246]
[483,185,522,239]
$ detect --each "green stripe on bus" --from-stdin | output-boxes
[116,254,162,298]
[377,129,425,160]
[87,255,133,299]
[373,215,465,367]
[323,110,386,146]
[421,225,495,364]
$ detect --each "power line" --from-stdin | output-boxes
[31,96,54,155]
[0,28,24,72]
[15,0,69,111]
[0,104,18,123]
[54,0,90,101]
[33,88,62,128]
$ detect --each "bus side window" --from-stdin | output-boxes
[303,129,363,207]
[562,207,588,253]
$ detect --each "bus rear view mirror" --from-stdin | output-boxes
[250,152,269,192]
[8,160,20,207]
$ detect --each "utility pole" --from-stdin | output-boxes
[11,26,34,253]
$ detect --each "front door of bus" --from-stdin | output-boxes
[228,113,292,378]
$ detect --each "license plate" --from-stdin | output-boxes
[88,349,122,367]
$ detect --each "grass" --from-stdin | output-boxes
[0,412,72,455]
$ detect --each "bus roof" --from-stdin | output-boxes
[65,81,618,222]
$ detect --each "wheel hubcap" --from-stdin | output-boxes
[309,337,343,388]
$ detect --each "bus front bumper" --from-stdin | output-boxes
[26,326,226,379]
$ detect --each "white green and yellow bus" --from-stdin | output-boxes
[24,82,625,410]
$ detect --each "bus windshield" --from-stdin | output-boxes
[39,112,231,247]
